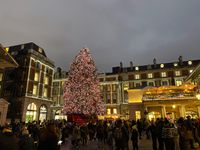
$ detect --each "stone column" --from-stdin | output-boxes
[179,105,186,117]
[161,106,166,118]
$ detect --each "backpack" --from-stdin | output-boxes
[115,127,122,139]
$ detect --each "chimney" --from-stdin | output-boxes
[178,56,183,65]
[120,62,123,72]
[153,58,157,67]
[130,61,133,70]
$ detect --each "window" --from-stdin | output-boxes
[162,81,168,86]
[0,73,3,81]
[135,74,140,79]
[175,71,181,76]
[26,103,37,123]
[161,72,166,77]
[135,82,141,87]
[38,48,43,53]
[35,62,40,69]
[44,76,49,85]
[107,94,111,104]
[160,64,164,68]
[123,83,129,90]
[148,73,153,78]
[34,72,39,81]
[43,88,48,97]
[189,70,193,73]
[39,105,47,121]
[135,111,141,120]
[33,85,38,95]
[107,109,111,115]
[176,80,182,86]
[107,85,111,91]
[100,85,104,92]
[148,82,154,86]
[112,93,117,103]
[112,84,116,91]
[113,108,117,114]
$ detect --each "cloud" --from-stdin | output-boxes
[0,0,200,72]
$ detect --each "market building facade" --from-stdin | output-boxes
[52,56,200,120]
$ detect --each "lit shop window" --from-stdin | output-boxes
[34,72,39,81]
[113,108,117,114]
[33,85,38,95]
[176,80,182,86]
[175,71,181,76]
[135,111,141,120]
[161,72,166,77]
[123,83,129,90]
[148,73,153,78]
[135,74,140,79]
[107,109,111,115]
[26,103,37,123]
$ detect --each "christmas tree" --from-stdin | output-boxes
[63,48,105,116]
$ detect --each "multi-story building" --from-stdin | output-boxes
[2,42,54,122]
[51,67,68,119]
[0,44,18,125]
[52,56,200,120]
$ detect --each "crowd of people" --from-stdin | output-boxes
[0,116,200,150]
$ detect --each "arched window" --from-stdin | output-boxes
[39,105,47,121]
[26,103,37,123]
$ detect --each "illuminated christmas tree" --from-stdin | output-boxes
[63,48,105,117]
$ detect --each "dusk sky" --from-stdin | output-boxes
[0,0,200,72]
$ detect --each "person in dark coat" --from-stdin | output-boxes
[0,127,19,150]
[19,128,35,150]
[149,120,158,150]
[37,124,59,150]
[131,125,139,150]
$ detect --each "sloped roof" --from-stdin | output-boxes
[0,44,18,69]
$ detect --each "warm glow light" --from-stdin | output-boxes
[196,94,200,100]
[172,105,176,109]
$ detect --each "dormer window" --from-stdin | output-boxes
[148,73,153,78]
[161,72,166,77]
[188,61,192,65]
[135,67,139,71]
[160,64,164,68]
[175,71,181,76]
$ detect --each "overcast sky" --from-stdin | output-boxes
[1,0,200,72]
